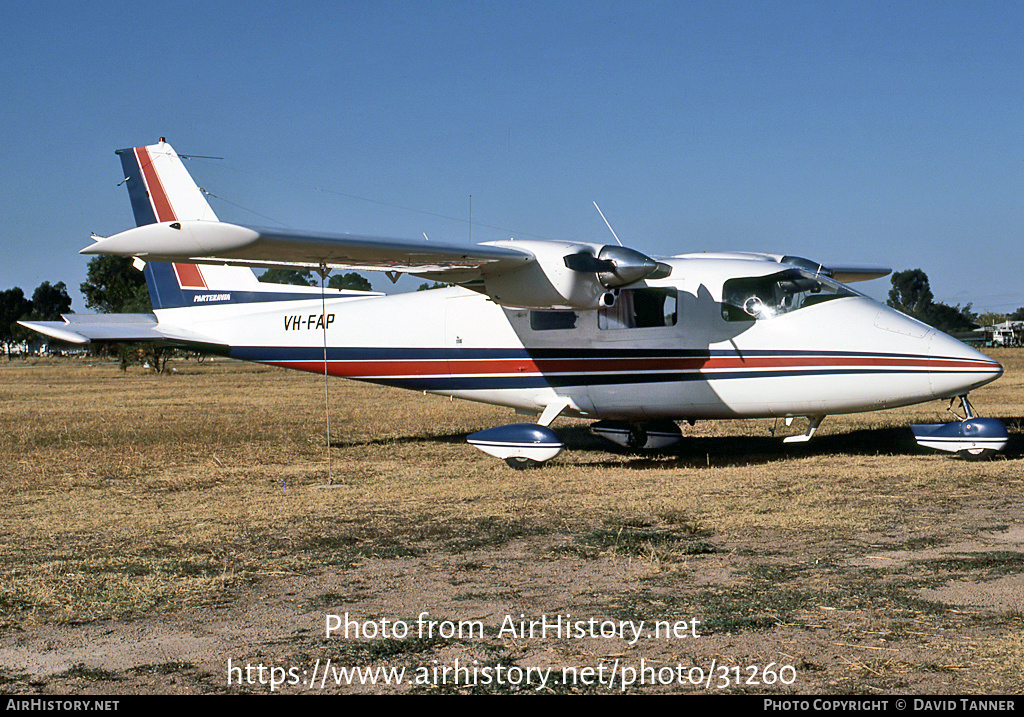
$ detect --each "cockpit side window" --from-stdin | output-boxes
[721,269,855,321]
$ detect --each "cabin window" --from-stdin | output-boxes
[721,268,856,322]
[598,288,677,330]
[530,310,578,331]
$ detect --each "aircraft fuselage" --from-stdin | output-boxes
[152,256,1002,424]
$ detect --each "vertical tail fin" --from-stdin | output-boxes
[116,139,249,309]
[116,139,218,226]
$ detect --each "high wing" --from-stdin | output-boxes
[682,253,890,285]
[82,221,535,285]
[81,219,677,309]
[80,140,888,310]
[82,220,888,311]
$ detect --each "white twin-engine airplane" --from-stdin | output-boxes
[23,140,1008,467]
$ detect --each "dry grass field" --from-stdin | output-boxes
[1,350,1023,694]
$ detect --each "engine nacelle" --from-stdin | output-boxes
[481,239,670,309]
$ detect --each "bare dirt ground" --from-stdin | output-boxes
[2,352,1023,694]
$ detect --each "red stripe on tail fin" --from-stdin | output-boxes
[172,263,207,289]
[134,146,177,222]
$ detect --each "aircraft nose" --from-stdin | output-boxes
[927,330,1003,399]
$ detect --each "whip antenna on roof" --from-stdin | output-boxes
[593,202,623,246]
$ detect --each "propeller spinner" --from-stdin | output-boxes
[564,246,672,288]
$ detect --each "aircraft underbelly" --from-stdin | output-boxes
[576,368,933,419]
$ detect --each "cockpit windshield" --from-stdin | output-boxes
[721,268,857,321]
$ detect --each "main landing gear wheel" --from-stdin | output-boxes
[467,424,564,468]
[504,456,542,470]
[957,447,996,461]
[590,420,683,451]
[626,425,648,450]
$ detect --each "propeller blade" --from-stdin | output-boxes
[563,252,615,273]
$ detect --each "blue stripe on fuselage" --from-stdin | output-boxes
[228,346,717,361]
[143,275,338,309]
[350,367,938,392]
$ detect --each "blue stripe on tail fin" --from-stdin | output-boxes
[143,263,188,309]
[116,148,159,226]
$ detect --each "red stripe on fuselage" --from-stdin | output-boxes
[257,353,998,379]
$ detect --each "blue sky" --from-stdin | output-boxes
[2,1,1022,311]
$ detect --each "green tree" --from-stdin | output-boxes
[258,269,373,291]
[1,287,33,358]
[81,256,151,313]
[976,311,1007,327]
[886,268,934,320]
[257,268,315,286]
[30,281,73,320]
[924,301,977,334]
[887,268,977,333]
[79,257,172,370]
[328,272,373,291]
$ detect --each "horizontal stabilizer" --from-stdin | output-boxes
[19,314,223,348]
[19,314,160,344]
